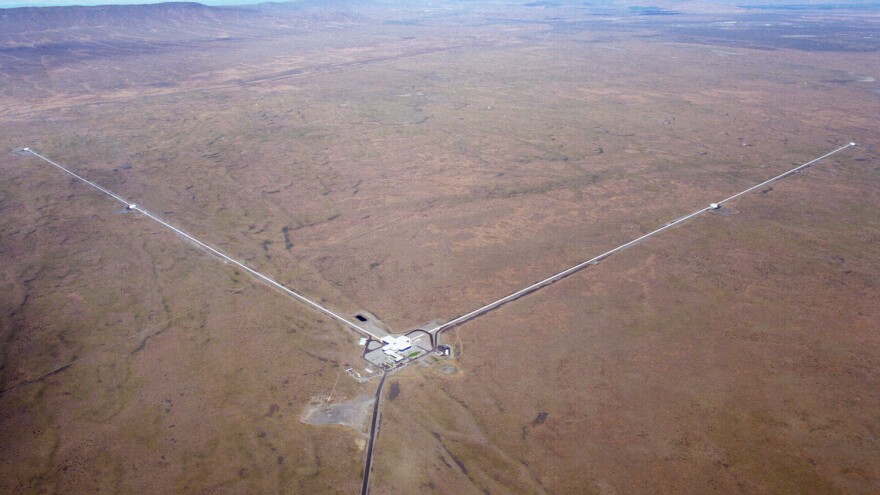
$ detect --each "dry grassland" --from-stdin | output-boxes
[1,2,878,493]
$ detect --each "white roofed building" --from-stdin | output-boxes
[380,335,412,352]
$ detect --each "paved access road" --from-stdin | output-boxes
[360,371,388,495]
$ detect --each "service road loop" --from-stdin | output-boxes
[22,148,380,340]
[434,142,857,335]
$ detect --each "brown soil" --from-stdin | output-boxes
[1,1,878,494]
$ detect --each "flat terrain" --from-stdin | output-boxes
[0,1,878,493]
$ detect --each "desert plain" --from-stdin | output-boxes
[0,1,878,493]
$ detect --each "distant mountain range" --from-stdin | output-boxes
[0,3,247,36]
[1,0,876,42]
[0,1,365,45]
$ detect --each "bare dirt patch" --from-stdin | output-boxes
[300,394,374,435]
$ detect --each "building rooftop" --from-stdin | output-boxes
[381,335,412,352]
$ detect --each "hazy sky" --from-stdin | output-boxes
[3,0,876,8]
[0,0,271,7]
